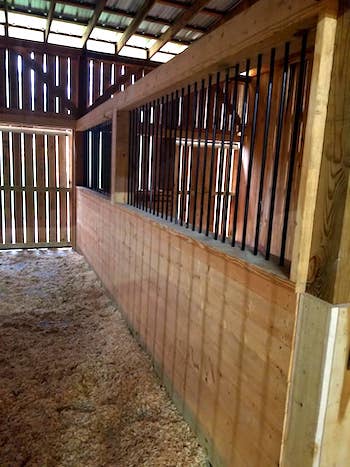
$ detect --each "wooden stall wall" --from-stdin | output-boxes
[76,187,297,467]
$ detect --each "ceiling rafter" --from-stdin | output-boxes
[4,0,9,36]
[45,0,56,42]
[54,0,208,34]
[149,0,211,58]
[81,0,107,47]
[116,0,157,53]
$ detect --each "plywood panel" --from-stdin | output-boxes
[76,187,297,467]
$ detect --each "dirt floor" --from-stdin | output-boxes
[0,248,207,467]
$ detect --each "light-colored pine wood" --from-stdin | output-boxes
[76,186,297,467]
[290,9,338,291]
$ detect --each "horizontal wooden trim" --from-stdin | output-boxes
[76,0,327,131]
[0,186,72,192]
[0,110,76,130]
[0,242,72,250]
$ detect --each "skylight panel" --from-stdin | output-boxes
[48,33,83,48]
[119,46,148,60]
[50,20,86,37]
[0,24,4,36]
[126,35,156,49]
[8,12,47,30]
[0,10,5,23]
[90,27,122,43]
[8,26,44,42]
[87,40,115,54]
[160,42,188,55]
[151,52,175,63]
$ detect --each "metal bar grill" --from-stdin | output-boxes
[126,34,312,271]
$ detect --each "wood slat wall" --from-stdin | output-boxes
[0,130,71,248]
[76,187,297,467]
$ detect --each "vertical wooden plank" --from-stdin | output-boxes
[103,61,112,93]
[0,48,6,109]
[47,134,57,242]
[9,50,19,111]
[36,134,46,243]
[47,54,56,114]
[35,52,44,113]
[93,59,101,104]
[12,133,24,244]
[58,134,68,242]
[60,55,68,115]
[22,50,32,112]
[24,133,35,244]
[2,132,12,244]
[291,12,337,289]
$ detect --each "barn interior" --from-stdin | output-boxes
[0,0,350,466]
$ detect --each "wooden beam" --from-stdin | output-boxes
[4,0,9,37]
[116,0,156,53]
[77,0,329,132]
[149,0,210,58]
[0,110,76,130]
[81,0,107,47]
[290,4,339,297]
[45,0,56,42]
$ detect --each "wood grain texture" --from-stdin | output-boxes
[76,187,297,467]
[306,1,350,303]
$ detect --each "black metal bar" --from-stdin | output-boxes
[152,99,160,215]
[206,71,221,237]
[241,53,263,250]
[83,130,89,188]
[161,95,169,218]
[231,59,250,246]
[214,69,229,240]
[199,75,212,233]
[135,106,142,208]
[186,81,198,228]
[192,79,205,231]
[141,104,148,211]
[221,64,239,242]
[92,127,99,191]
[175,88,185,223]
[265,42,290,260]
[127,110,133,204]
[166,92,175,221]
[254,48,276,255]
[145,101,152,212]
[170,90,179,222]
[280,32,308,266]
[180,85,191,226]
[157,96,165,216]
[131,109,138,206]
[149,100,156,213]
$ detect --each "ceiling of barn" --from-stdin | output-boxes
[0,0,249,63]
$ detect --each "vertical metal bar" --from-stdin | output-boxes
[157,96,165,216]
[180,84,191,226]
[152,99,160,215]
[131,109,138,206]
[192,79,205,230]
[280,32,308,266]
[175,88,184,223]
[205,71,221,236]
[145,101,151,211]
[135,107,142,208]
[231,59,250,246]
[149,100,156,213]
[241,54,262,250]
[127,110,133,204]
[166,92,175,220]
[265,42,290,260]
[170,90,179,222]
[254,48,276,255]
[221,64,239,242]
[199,75,212,233]
[141,104,147,211]
[186,81,198,228]
[161,95,169,218]
[214,69,229,240]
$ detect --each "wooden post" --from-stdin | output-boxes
[304,0,350,303]
[111,109,129,204]
[290,7,338,292]
[71,130,85,248]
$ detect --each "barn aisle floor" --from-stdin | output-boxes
[0,249,206,467]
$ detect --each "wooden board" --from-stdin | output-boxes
[76,186,297,467]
